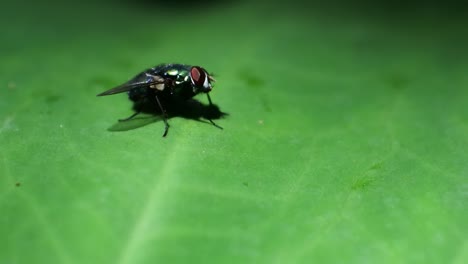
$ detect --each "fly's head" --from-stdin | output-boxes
[189,66,216,94]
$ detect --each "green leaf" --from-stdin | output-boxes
[1,1,467,263]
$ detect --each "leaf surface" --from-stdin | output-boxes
[1,1,467,263]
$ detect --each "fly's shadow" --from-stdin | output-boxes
[108,98,228,132]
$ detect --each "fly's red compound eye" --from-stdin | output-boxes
[190,66,208,88]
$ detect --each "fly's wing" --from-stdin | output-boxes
[97,72,165,96]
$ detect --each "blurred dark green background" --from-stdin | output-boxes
[1,0,467,263]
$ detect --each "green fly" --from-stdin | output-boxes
[97,64,220,137]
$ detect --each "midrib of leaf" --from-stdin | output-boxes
[116,141,182,264]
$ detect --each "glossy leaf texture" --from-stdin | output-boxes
[1,1,467,263]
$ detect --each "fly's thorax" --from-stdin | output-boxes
[147,64,214,97]
[164,68,190,82]
[158,67,193,96]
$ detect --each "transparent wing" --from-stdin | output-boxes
[97,72,165,96]
[97,82,156,96]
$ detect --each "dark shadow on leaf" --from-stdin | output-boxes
[169,99,228,121]
[107,98,228,132]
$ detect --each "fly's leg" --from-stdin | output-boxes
[207,93,213,106]
[206,93,223,130]
[155,95,170,137]
[208,119,223,130]
[118,111,141,122]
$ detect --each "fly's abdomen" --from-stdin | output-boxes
[128,86,154,102]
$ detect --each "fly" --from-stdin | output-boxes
[97,64,221,137]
